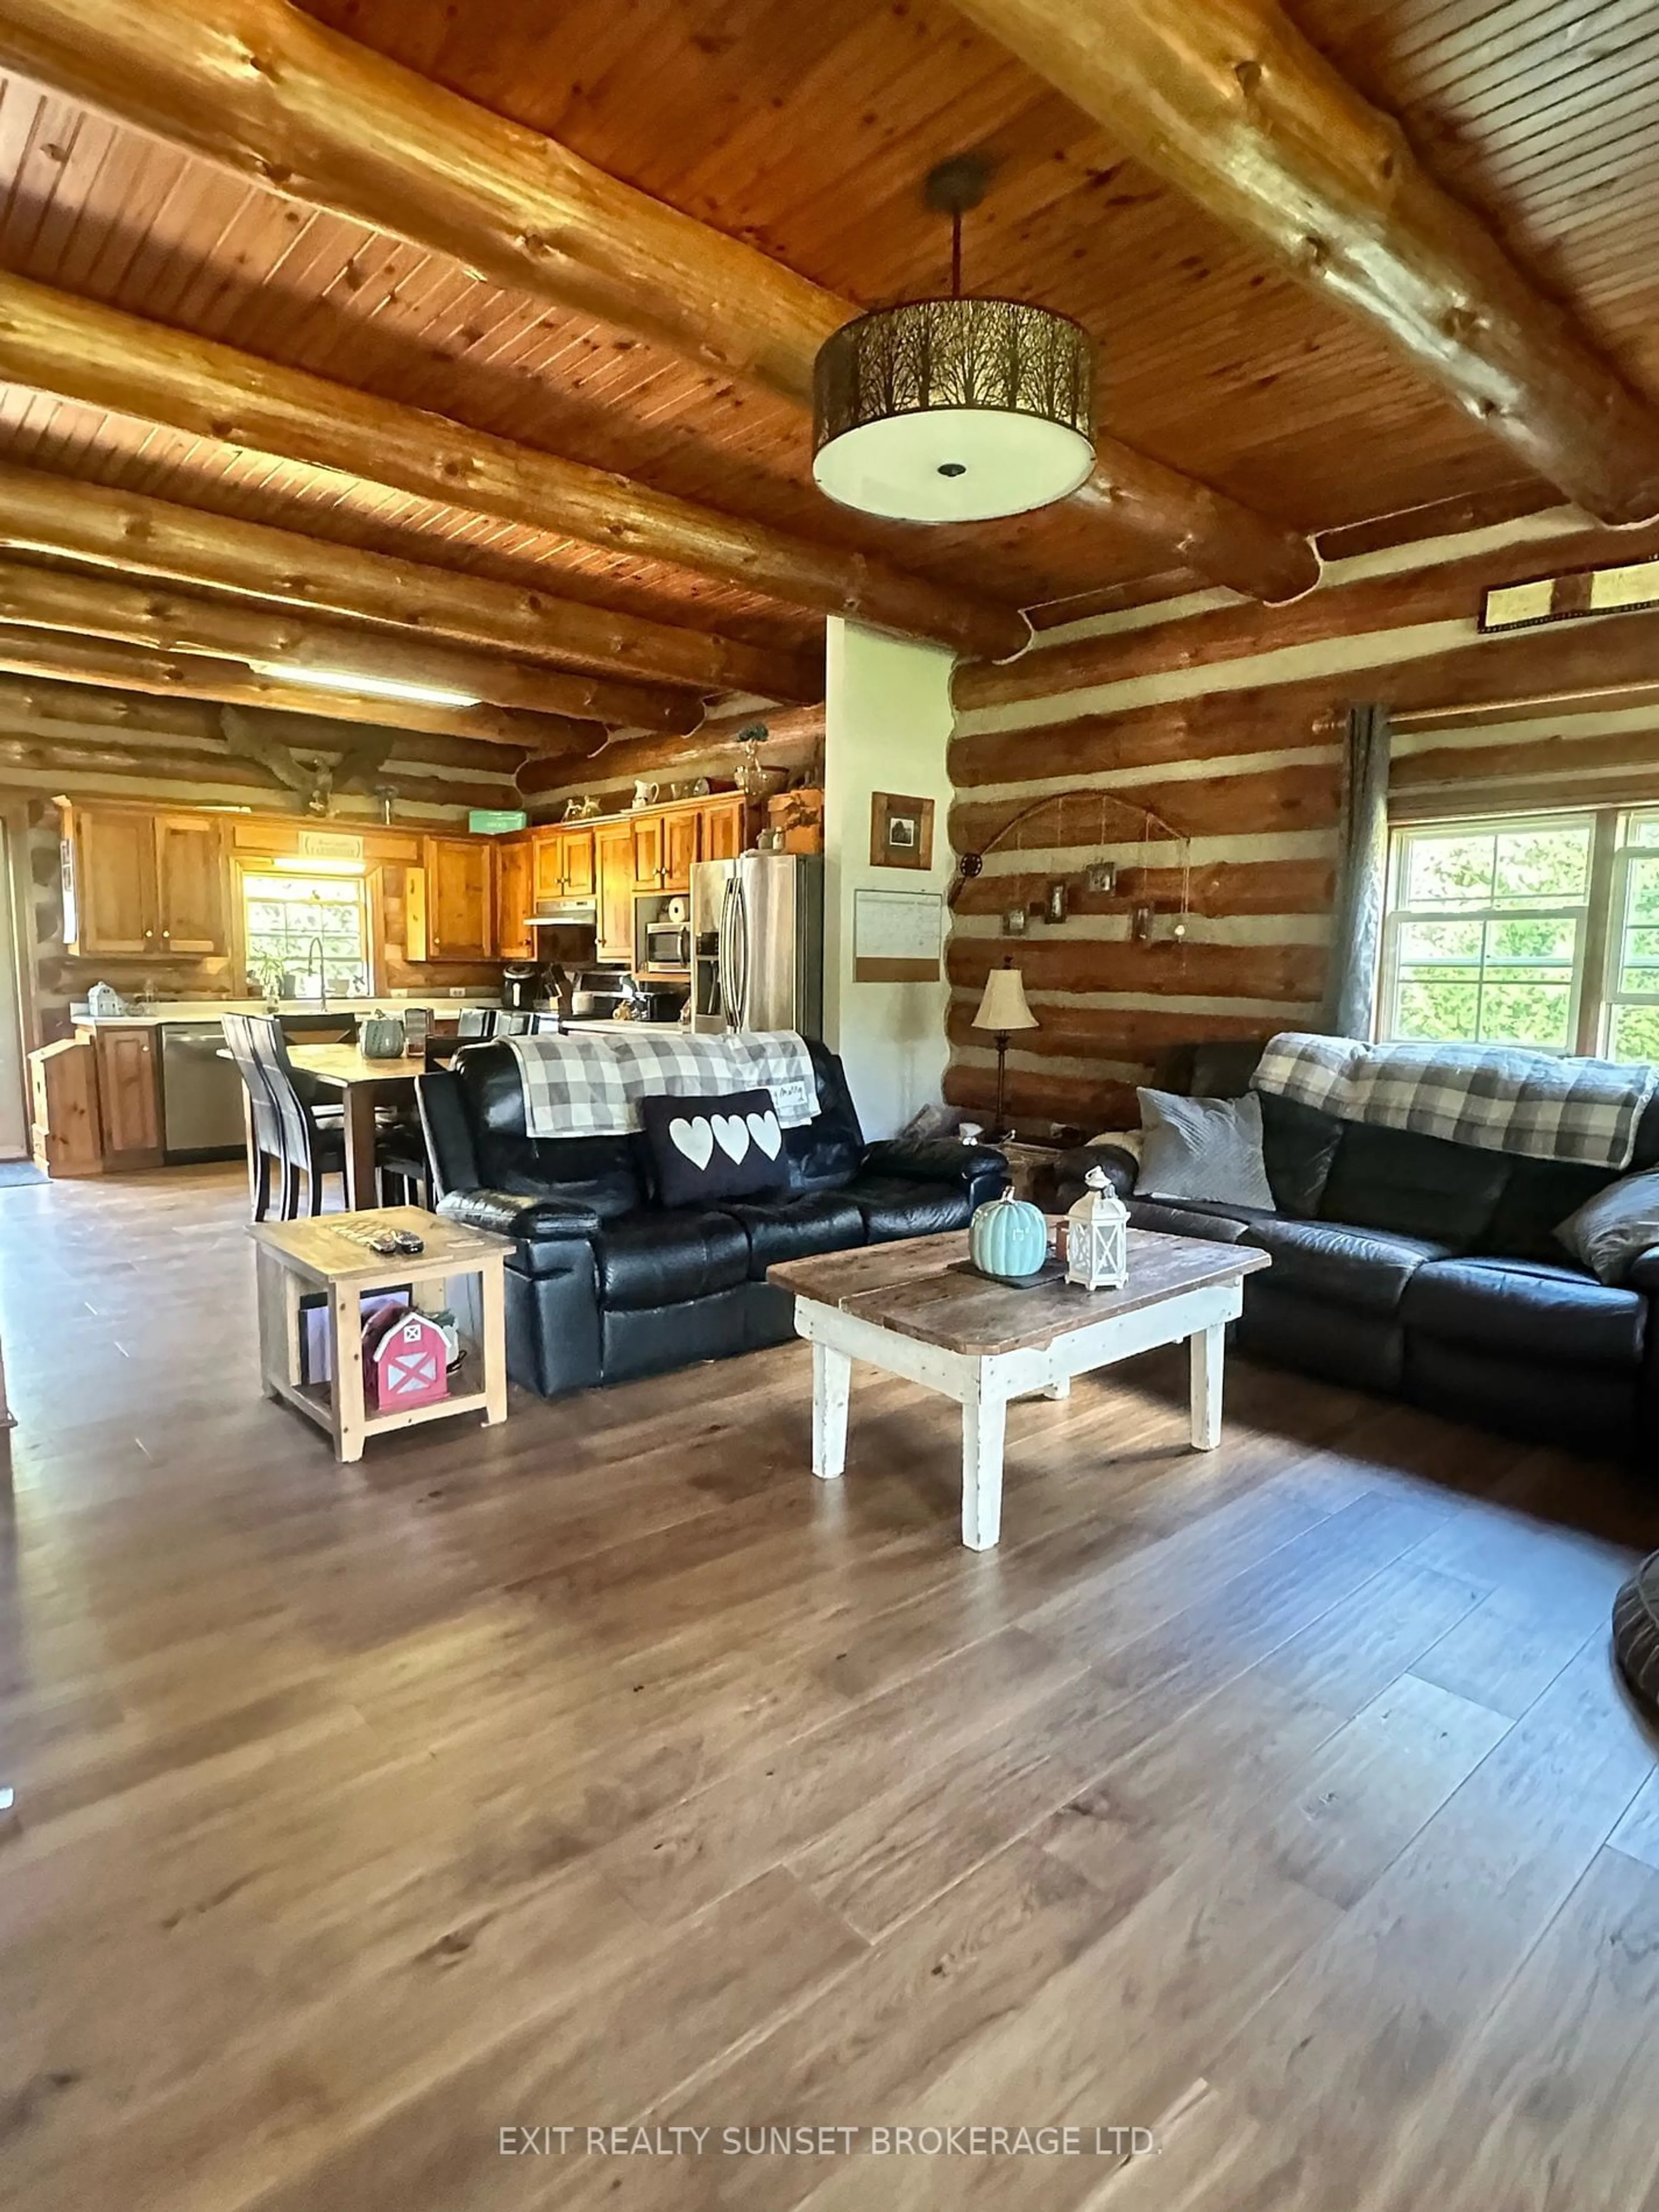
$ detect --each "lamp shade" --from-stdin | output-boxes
[972,964,1037,1033]
[814,298,1094,523]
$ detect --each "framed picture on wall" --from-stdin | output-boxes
[869,791,935,872]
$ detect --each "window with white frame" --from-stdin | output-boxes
[1379,805,1659,1062]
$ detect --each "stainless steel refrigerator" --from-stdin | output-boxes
[690,853,823,1037]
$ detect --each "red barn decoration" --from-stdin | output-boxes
[363,1306,450,1413]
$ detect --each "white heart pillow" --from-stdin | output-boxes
[668,1115,714,1171]
[711,1112,750,1163]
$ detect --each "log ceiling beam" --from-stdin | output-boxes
[0,622,599,756]
[0,550,695,737]
[0,0,1318,605]
[947,0,1659,526]
[516,702,826,798]
[0,670,522,772]
[0,460,799,713]
[0,273,1014,664]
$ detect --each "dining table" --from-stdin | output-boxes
[286,1043,429,1213]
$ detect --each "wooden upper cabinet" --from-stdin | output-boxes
[561,828,596,898]
[422,836,495,962]
[64,804,230,960]
[153,814,227,955]
[594,820,634,965]
[629,814,664,892]
[531,828,564,904]
[661,809,700,893]
[700,797,747,864]
[494,837,534,961]
[70,807,155,957]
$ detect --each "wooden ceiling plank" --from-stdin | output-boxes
[0,619,602,755]
[0,270,1015,661]
[0,454,814,707]
[948,0,1659,524]
[0,0,1319,604]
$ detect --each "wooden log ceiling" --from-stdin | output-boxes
[0,552,689,739]
[0,0,1320,607]
[515,702,828,799]
[0,622,597,756]
[0,462,787,719]
[947,0,1659,525]
[0,273,1013,668]
[0,671,531,809]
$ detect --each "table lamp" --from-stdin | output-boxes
[971,959,1037,1140]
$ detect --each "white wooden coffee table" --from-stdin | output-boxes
[769,1227,1270,1551]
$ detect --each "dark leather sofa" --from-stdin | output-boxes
[1053,1039,1659,1457]
[417,1037,1008,1398]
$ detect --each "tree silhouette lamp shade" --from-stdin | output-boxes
[971,960,1037,1138]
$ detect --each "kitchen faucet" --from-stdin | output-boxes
[304,934,329,1011]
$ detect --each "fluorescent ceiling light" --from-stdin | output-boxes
[254,663,481,710]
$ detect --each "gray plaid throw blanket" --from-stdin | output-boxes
[505,1030,820,1139]
[1253,1032,1656,1169]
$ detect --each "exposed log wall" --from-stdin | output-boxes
[947,512,1659,1131]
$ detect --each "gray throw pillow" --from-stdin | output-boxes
[1137,1087,1277,1213]
[1556,1168,1659,1285]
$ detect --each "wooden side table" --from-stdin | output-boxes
[250,1206,509,1462]
[992,1140,1067,1203]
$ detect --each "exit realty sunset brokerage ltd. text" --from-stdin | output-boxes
[500,2126,1156,2159]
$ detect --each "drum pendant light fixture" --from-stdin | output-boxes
[813,154,1095,525]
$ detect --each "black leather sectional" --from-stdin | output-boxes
[1053,1041,1659,1458]
[418,1038,1008,1398]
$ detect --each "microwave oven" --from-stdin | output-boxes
[640,918,693,968]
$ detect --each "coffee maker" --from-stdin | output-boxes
[502,963,542,1012]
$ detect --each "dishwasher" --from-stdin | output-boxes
[159,1022,248,1163]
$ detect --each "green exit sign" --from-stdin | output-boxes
[468,808,529,835]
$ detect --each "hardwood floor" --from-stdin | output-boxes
[0,1167,1656,2210]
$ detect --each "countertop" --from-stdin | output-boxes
[70,996,512,1027]
[70,1000,691,1034]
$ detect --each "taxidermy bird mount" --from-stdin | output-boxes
[220,706,395,814]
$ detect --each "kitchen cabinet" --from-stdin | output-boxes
[661,809,700,893]
[532,826,596,902]
[700,797,747,863]
[63,804,229,960]
[29,1038,102,1178]
[92,1027,163,1169]
[560,828,595,898]
[594,820,634,964]
[421,836,495,962]
[70,808,153,956]
[630,814,664,893]
[494,837,534,960]
[153,814,229,955]
[531,828,563,905]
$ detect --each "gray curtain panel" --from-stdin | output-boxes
[1322,702,1391,1039]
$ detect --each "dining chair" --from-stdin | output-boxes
[455,1008,496,1041]
[242,1014,346,1219]
[528,1011,565,1034]
[220,1013,288,1221]
[494,1011,532,1036]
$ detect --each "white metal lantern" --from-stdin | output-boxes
[1065,1165,1129,1291]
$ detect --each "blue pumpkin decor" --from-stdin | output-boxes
[969,1191,1049,1285]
